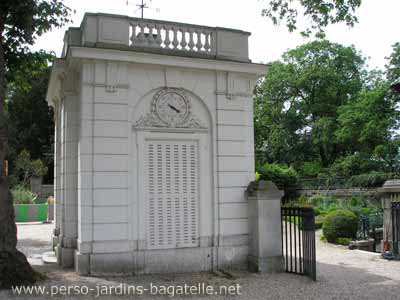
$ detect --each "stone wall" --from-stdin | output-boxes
[296,188,379,199]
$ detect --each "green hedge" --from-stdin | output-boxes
[346,171,400,188]
[322,209,358,243]
[257,164,299,190]
[298,172,400,189]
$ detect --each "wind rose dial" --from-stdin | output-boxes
[154,90,190,125]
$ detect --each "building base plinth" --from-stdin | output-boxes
[248,255,284,273]
[57,246,75,268]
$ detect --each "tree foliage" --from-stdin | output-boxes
[262,0,362,37]
[254,40,400,176]
[386,42,400,83]
[6,50,54,184]
[0,0,71,289]
[14,150,48,186]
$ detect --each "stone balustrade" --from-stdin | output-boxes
[63,13,251,62]
[130,20,215,54]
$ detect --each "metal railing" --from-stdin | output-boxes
[297,177,349,190]
[357,211,383,252]
[281,206,316,281]
[392,202,400,255]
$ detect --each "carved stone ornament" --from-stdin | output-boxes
[135,88,207,129]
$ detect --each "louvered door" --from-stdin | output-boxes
[146,140,199,249]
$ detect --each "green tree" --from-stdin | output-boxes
[0,0,70,288]
[387,42,400,83]
[262,0,362,37]
[255,40,400,176]
[336,81,400,174]
[254,40,365,170]
[7,51,54,185]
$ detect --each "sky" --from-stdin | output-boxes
[32,0,400,70]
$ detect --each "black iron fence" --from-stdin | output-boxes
[281,206,316,281]
[392,202,400,256]
[297,177,349,190]
[357,211,383,252]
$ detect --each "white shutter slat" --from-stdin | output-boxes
[146,140,199,249]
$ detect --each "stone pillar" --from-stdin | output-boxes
[75,63,95,276]
[53,103,62,249]
[379,180,400,254]
[58,92,79,268]
[246,180,284,273]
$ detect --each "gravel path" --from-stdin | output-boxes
[1,223,400,299]
[15,222,54,266]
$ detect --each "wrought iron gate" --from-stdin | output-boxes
[392,202,400,255]
[281,207,316,281]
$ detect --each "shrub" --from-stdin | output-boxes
[11,185,34,204]
[257,163,299,190]
[350,196,360,207]
[15,150,48,185]
[297,195,310,206]
[337,237,352,246]
[315,215,325,230]
[310,195,325,207]
[330,153,381,177]
[30,159,48,177]
[314,207,322,216]
[322,209,358,243]
[346,171,398,188]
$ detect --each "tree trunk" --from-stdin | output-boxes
[0,16,39,289]
[0,177,39,289]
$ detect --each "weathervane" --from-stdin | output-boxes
[126,0,160,19]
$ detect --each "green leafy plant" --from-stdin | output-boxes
[322,209,358,243]
[310,195,325,207]
[262,0,362,38]
[337,237,352,246]
[257,163,299,190]
[11,185,34,205]
[30,159,48,177]
[14,149,48,185]
[315,215,325,230]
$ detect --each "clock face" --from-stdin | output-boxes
[155,91,189,125]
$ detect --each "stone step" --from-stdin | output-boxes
[42,251,57,264]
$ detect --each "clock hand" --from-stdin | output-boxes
[168,104,181,113]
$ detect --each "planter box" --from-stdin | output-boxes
[14,204,48,222]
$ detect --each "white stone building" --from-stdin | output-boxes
[46,13,267,275]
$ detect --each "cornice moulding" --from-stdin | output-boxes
[68,46,268,77]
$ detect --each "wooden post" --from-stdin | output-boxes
[2,160,7,176]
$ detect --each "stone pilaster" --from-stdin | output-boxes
[379,180,400,254]
[246,180,284,273]
[59,81,79,268]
